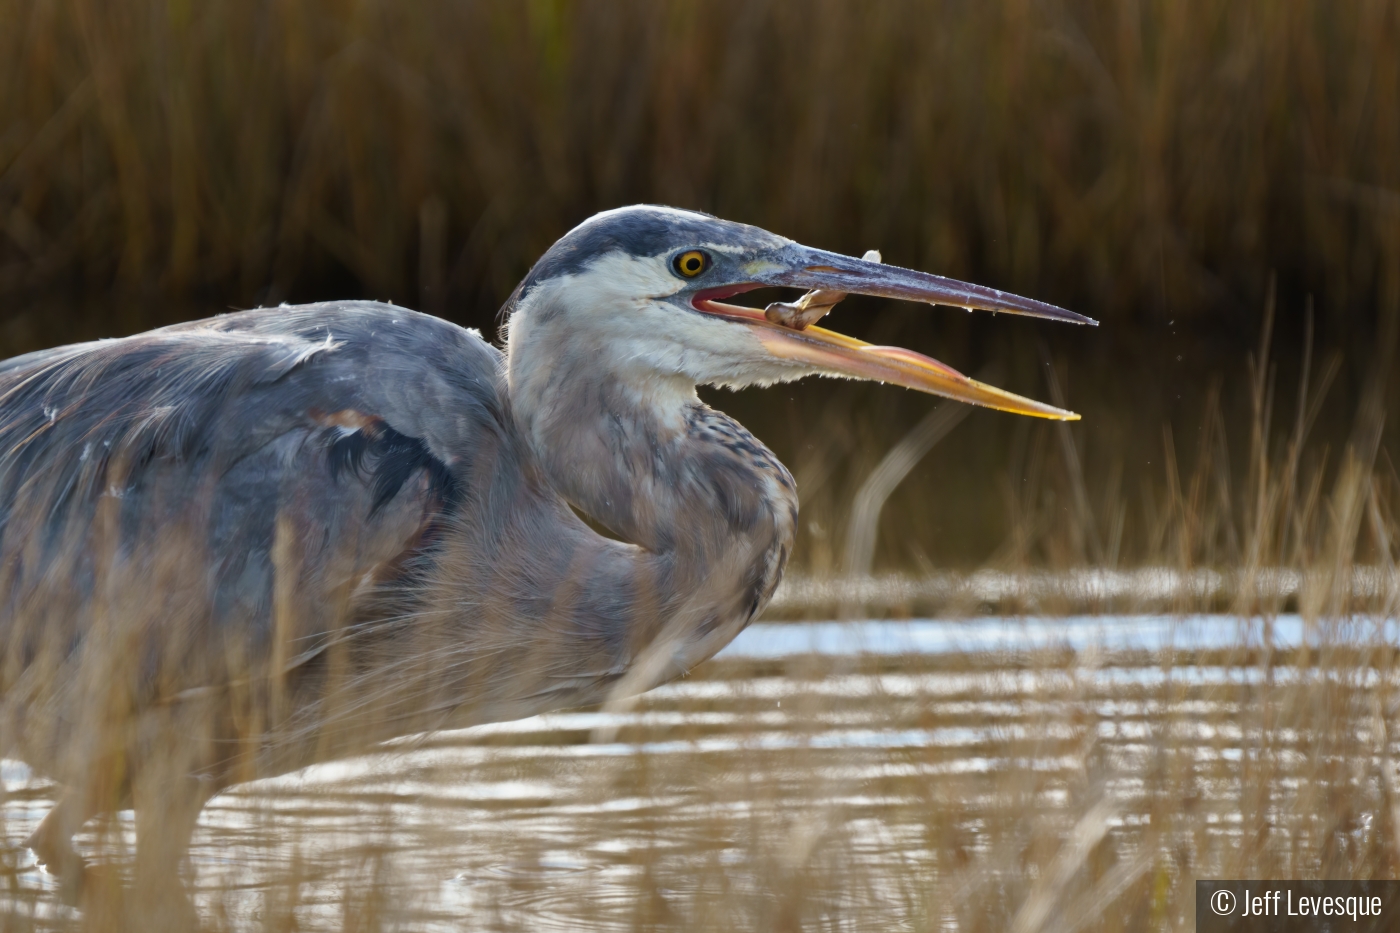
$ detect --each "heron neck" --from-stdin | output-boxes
[509,351,797,668]
[517,366,791,552]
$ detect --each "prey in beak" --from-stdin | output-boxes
[763,249,887,330]
[692,243,1097,421]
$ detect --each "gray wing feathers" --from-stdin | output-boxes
[0,302,505,680]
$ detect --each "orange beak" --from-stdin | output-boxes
[697,301,1080,420]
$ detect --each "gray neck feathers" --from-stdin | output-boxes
[506,308,798,669]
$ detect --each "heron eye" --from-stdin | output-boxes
[673,250,711,278]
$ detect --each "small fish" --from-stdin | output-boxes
[765,249,882,330]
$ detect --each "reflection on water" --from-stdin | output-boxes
[721,613,1396,657]
[1,615,1393,930]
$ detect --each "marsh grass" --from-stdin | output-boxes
[3,622,1397,932]
[2,1,1400,930]
[3,0,1398,323]
[0,348,1397,931]
[4,0,1400,566]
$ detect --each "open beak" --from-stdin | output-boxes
[694,244,1097,421]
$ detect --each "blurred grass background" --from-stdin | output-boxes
[3,0,1399,571]
[5,6,1400,928]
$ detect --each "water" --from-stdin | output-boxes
[0,615,1392,930]
[717,613,1394,657]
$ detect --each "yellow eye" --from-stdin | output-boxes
[673,250,710,278]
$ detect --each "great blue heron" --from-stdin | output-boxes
[0,205,1093,913]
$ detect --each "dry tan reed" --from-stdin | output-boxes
[1,2,1399,930]
[0,322,1389,931]
[3,0,1400,567]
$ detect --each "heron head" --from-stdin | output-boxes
[504,205,1096,421]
